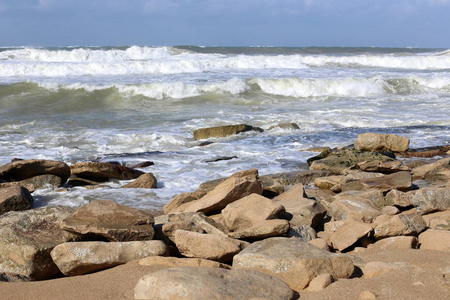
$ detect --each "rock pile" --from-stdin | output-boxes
[0,132,449,299]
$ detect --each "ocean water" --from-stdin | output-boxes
[1,46,449,210]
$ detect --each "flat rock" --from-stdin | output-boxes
[0,159,70,183]
[222,193,285,231]
[134,267,296,300]
[61,200,155,241]
[169,169,263,215]
[122,173,157,189]
[70,162,144,182]
[354,133,410,152]
[138,256,231,269]
[0,186,33,215]
[411,187,450,215]
[329,195,381,223]
[193,124,264,140]
[314,175,345,189]
[228,219,290,239]
[363,261,411,279]
[373,211,427,239]
[421,210,450,230]
[161,221,204,242]
[419,229,450,251]
[411,157,450,180]
[163,190,207,214]
[367,236,418,251]
[354,160,410,174]
[173,230,246,263]
[232,237,354,291]
[329,220,373,252]
[337,171,412,193]
[51,241,167,276]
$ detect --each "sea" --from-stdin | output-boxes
[1,46,449,210]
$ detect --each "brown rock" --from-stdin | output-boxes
[306,273,335,292]
[173,230,245,263]
[162,221,204,242]
[367,236,418,251]
[363,261,411,279]
[170,169,263,215]
[411,157,450,180]
[50,240,167,276]
[373,212,427,239]
[385,189,414,208]
[308,238,330,251]
[232,237,354,291]
[193,124,264,140]
[419,229,450,251]
[122,173,157,189]
[134,267,296,300]
[0,174,64,192]
[337,190,386,210]
[70,161,144,182]
[222,193,285,231]
[0,159,70,183]
[138,256,231,269]
[329,195,381,223]
[421,210,450,230]
[286,225,317,242]
[355,160,410,174]
[163,190,207,214]
[411,187,450,215]
[61,200,155,242]
[0,186,33,215]
[314,175,345,189]
[354,133,410,152]
[337,171,412,193]
[228,219,290,239]
[329,220,373,252]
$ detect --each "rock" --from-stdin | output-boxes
[190,212,230,236]
[308,238,330,251]
[273,184,327,228]
[411,187,450,215]
[337,190,386,210]
[261,170,333,186]
[162,221,204,242]
[310,149,396,174]
[122,173,157,188]
[134,267,296,300]
[173,230,245,263]
[193,124,264,140]
[268,123,300,130]
[307,147,333,166]
[314,175,345,189]
[286,225,317,242]
[222,193,285,231]
[411,157,450,180]
[163,190,207,214]
[367,236,418,251]
[359,290,378,300]
[424,163,450,186]
[354,133,410,152]
[385,189,414,208]
[362,261,410,279]
[0,159,70,183]
[0,174,64,192]
[0,206,78,281]
[228,219,290,239]
[70,161,144,182]
[380,206,400,215]
[50,240,167,276]
[329,220,373,252]
[138,256,231,269]
[419,229,450,251]
[373,211,427,239]
[259,176,285,197]
[0,186,33,215]
[354,160,410,174]
[61,200,155,242]
[421,210,450,230]
[232,237,354,291]
[306,273,334,292]
[398,145,450,158]
[336,171,412,193]
[329,195,381,223]
[169,169,263,215]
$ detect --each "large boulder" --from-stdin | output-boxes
[367,236,418,251]
[411,157,450,180]
[70,162,144,182]
[163,190,207,214]
[168,169,263,215]
[221,193,285,231]
[0,159,70,183]
[232,237,354,291]
[134,267,296,300]
[193,124,263,140]
[0,186,33,215]
[122,173,157,189]
[61,200,155,241]
[0,206,78,281]
[329,220,373,252]
[411,187,450,215]
[329,195,381,223]
[228,219,290,240]
[373,211,427,239]
[173,230,246,263]
[418,229,450,251]
[354,133,410,152]
[50,240,168,276]
[0,174,64,192]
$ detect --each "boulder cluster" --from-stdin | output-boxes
[0,130,449,299]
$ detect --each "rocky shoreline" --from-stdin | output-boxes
[0,129,449,299]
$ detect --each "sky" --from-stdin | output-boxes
[1,0,450,48]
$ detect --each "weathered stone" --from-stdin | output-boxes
[314,175,345,189]
[354,160,410,174]
[122,173,157,189]
[411,187,450,215]
[61,200,155,242]
[0,186,33,215]
[337,171,412,193]
[190,212,229,236]
[308,238,330,251]
[0,174,64,192]
[380,206,400,215]
[329,195,381,223]
[134,267,296,300]
[367,236,418,251]
[173,230,245,263]
[169,169,263,215]
[337,190,386,210]
[373,212,427,239]
[0,206,78,281]
[162,221,204,241]
[163,190,207,214]
[329,220,373,252]
[411,157,450,180]
[70,161,144,182]
[354,133,410,152]
[262,170,333,186]
[51,240,167,276]
[363,261,412,279]
[228,219,290,239]
[0,159,70,183]
[421,210,450,230]
[385,189,414,208]
[273,184,326,228]
[232,237,354,291]
[138,256,231,269]
[306,273,335,292]
[286,225,317,242]
[304,188,336,203]
[193,124,264,140]
[310,149,395,174]
[222,193,285,231]
[399,145,450,158]
[424,163,450,186]
[419,229,450,251]
[259,176,285,197]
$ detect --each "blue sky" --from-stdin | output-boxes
[1,0,449,47]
